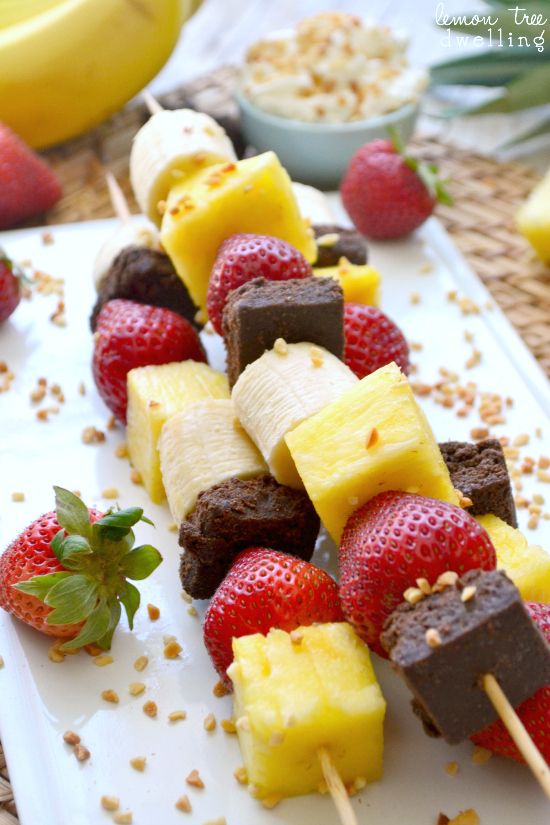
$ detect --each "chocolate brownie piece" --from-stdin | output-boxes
[90,246,199,331]
[313,224,368,268]
[178,474,320,598]
[381,569,550,744]
[439,439,517,527]
[222,276,344,386]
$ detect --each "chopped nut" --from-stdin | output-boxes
[175,794,192,813]
[187,605,198,617]
[168,522,179,533]
[41,230,54,245]
[261,794,281,809]
[425,628,442,648]
[221,718,237,734]
[461,585,476,602]
[130,469,142,485]
[290,629,303,645]
[30,386,46,404]
[471,745,492,765]
[84,643,102,656]
[129,756,146,772]
[436,574,459,595]
[203,819,227,825]
[416,578,431,595]
[444,761,459,777]
[269,731,285,746]
[74,744,90,762]
[448,809,480,825]
[465,349,481,370]
[94,655,113,667]
[78,381,86,396]
[48,642,65,663]
[273,337,288,356]
[513,433,530,447]
[115,443,128,459]
[0,656,5,668]
[203,712,216,731]
[309,345,324,368]
[101,689,119,704]
[101,486,119,499]
[527,514,539,530]
[113,813,132,825]
[63,730,81,746]
[410,341,423,352]
[101,796,119,811]
[11,491,25,502]
[234,766,248,785]
[537,469,550,483]
[186,769,204,789]
[365,427,379,449]
[129,682,146,696]
[143,700,157,718]
[410,292,421,305]
[134,655,148,672]
[316,232,339,247]
[168,710,187,722]
[147,603,160,621]
[458,494,473,508]
[404,587,424,605]
[470,427,489,440]
[213,680,229,698]
[164,640,182,659]
[236,715,250,732]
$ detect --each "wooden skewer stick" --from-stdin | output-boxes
[105,172,131,225]
[142,90,163,115]
[482,674,550,801]
[317,748,358,825]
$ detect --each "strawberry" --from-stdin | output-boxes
[339,491,496,657]
[92,298,206,423]
[0,251,21,323]
[344,302,410,379]
[203,547,343,687]
[0,487,161,650]
[340,138,450,240]
[0,123,61,229]
[207,234,312,335]
[472,601,550,764]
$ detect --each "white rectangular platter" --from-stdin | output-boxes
[0,205,549,825]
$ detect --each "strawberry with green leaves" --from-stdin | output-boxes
[0,487,162,650]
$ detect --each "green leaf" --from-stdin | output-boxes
[97,599,122,650]
[55,535,92,570]
[45,574,98,625]
[499,112,550,146]
[50,529,66,563]
[470,63,550,114]
[118,581,141,630]
[54,486,92,538]
[14,571,71,601]
[94,507,153,541]
[430,49,550,88]
[60,601,111,651]
[121,545,163,580]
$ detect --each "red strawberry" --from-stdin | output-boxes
[0,123,62,229]
[339,491,496,657]
[207,234,312,335]
[341,138,449,240]
[0,251,21,323]
[92,298,206,423]
[472,601,550,764]
[0,487,161,649]
[203,547,343,687]
[344,303,410,379]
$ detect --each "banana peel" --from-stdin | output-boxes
[0,0,201,148]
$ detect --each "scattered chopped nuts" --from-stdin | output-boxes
[186,769,204,789]
[465,349,481,370]
[130,469,142,485]
[261,794,281,809]
[537,470,550,483]
[513,433,530,447]
[425,628,442,648]
[129,682,146,696]
[164,640,182,659]
[168,710,187,722]
[30,386,46,404]
[213,680,229,698]
[168,522,178,532]
[78,381,86,396]
[48,642,65,663]
[203,819,226,825]
[175,795,192,813]
[444,761,459,777]
[404,587,424,605]
[203,712,216,731]
[448,809,480,825]
[63,730,80,746]
[416,577,431,595]
[221,718,237,734]
[134,655,148,672]
[74,743,91,762]
[101,796,119,811]
[147,603,160,621]
[290,629,303,645]
[234,766,248,785]
[461,585,476,602]
[113,813,133,825]
[101,486,119,499]
[316,232,339,247]
[187,605,198,617]
[101,689,119,704]
[115,443,128,459]
[470,426,489,440]
[94,655,113,667]
[130,756,146,772]
[84,643,102,656]
[143,700,157,718]
[11,491,25,502]
[309,345,324,368]
[471,745,492,765]
[410,292,421,305]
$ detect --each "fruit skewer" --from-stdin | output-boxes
[142,90,164,116]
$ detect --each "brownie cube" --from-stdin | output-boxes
[381,569,550,744]
[178,474,320,598]
[440,439,517,527]
[313,224,368,268]
[222,276,344,387]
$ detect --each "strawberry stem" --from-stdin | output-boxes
[387,126,453,206]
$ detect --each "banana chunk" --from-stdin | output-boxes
[232,342,357,489]
[159,398,267,523]
[130,109,237,224]
[93,221,161,290]
[291,182,336,225]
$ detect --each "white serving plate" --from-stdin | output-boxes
[0,206,549,825]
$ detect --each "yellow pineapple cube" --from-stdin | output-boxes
[516,167,550,263]
[314,258,381,306]
[228,623,386,799]
[161,151,317,312]
[477,514,550,602]
[126,362,229,503]
[285,362,459,542]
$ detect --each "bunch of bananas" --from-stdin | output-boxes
[0,0,202,148]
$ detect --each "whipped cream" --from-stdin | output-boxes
[241,12,428,123]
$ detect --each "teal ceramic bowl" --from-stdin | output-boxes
[236,91,420,190]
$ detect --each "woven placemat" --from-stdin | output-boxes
[2,65,550,825]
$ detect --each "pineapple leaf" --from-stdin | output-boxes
[430,49,550,88]
[468,63,550,114]
[499,112,550,146]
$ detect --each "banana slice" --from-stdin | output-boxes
[130,109,237,225]
[291,182,336,225]
[159,398,267,524]
[232,342,357,488]
[93,221,161,290]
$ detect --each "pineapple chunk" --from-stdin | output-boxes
[285,362,459,542]
[159,398,267,523]
[477,514,550,602]
[314,258,381,306]
[228,623,386,799]
[516,168,550,263]
[161,151,317,312]
[127,362,229,503]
